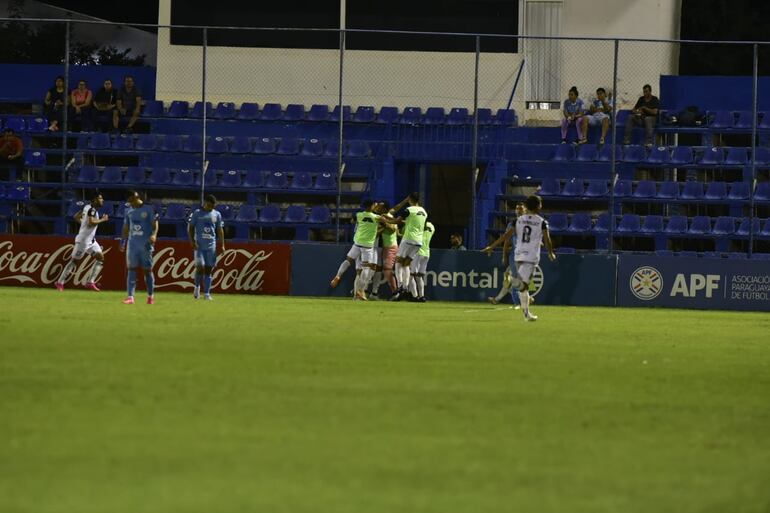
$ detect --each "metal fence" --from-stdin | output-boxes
[1,17,770,254]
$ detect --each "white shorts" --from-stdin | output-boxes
[347,244,376,267]
[587,112,609,126]
[396,240,421,261]
[410,255,429,274]
[516,262,537,284]
[72,240,102,260]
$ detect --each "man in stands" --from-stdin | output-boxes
[587,87,612,145]
[93,79,118,132]
[114,76,142,134]
[449,232,466,250]
[0,128,24,180]
[623,84,660,147]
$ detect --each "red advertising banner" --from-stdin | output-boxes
[0,235,291,295]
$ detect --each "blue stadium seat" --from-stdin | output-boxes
[688,216,712,234]
[755,182,770,201]
[566,213,591,233]
[159,134,181,152]
[753,147,770,166]
[446,107,469,125]
[136,134,158,151]
[142,100,163,117]
[330,105,352,122]
[308,205,331,224]
[657,181,679,199]
[712,216,736,235]
[276,138,300,155]
[725,147,748,165]
[727,252,749,259]
[206,136,228,154]
[266,171,288,189]
[646,146,670,164]
[88,133,110,150]
[376,106,399,124]
[584,179,608,197]
[182,135,203,153]
[242,170,264,188]
[284,205,307,223]
[173,168,194,186]
[114,134,135,150]
[212,102,236,120]
[166,101,189,118]
[301,138,324,157]
[621,145,646,163]
[260,103,283,121]
[671,146,694,165]
[697,147,724,165]
[424,107,446,125]
[633,180,656,198]
[237,103,259,120]
[218,204,234,221]
[615,110,631,126]
[307,104,329,121]
[26,116,47,132]
[736,217,760,236]
[4,117,25,132]
[494,109,517,126]
[614,179,632,197]
[752,253,770,260]
[259,204,282,223]
[347,140,371,158]
[680,181,704,200]
[147,167,172,185]
[709,110,734,128]
[76,134,89,149]
[283,104,306,121]
[678,251,698,258]
[547,213,568,231]
[596,144,618,162]
[641,215,664,233]
[230,136,252,154]
[77,166,99,183]
[324,140,341,157]
[253,137,277,154]
[617,214,641,233]
[702,251,721,259]
[99,201,117,217]
[164,203,187,220]
[236,204,258,223]
[314,172,336,190]
[24,150,46,168]
[735,111,756,129]
[400,107,422,125]
[100,166,122,184]
[220,169,241,188]
[67,201,86,217]
[704,181,727,200]
[555,247,576,254]
[353,106,375,123]
[291,172,313,190]
[190,101,212,118]
[197,169,218,187]
[593,213,612,232]
[655,250,674,257]
[576,143,597,161]
[664,215,688,234]
[760,112,770,129]
[762,219,770,237]
[476,108,493,125]
[124,167,145,185]
[553,144,575,161]
[560,178,584,197]
[538,178,560,196]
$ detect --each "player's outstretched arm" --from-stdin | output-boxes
[482,226,515,255]
[88,214,109,226]
[543,227,557,261]
[187,223,197,250]
[388,197,410,216]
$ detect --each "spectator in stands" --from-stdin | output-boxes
[69,79,93,132]
[113,75,142,133]
[450,232,467,250]
[561,86,587,144]
[623,84,660,147]
[587,87,611,145]
[44,76,66,132]
[93,79,118,132]
[0,128,24,179]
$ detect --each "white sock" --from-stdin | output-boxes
[88,260,104,283]
[361,268,374,290]
[57,260,77,284]
[409,276,418,297]
[416,275,425,298]
[401,265,411,291]
[519,289,530,315]
[495,283,512,302]
[353,274,362,294]
[336,260,351,277]
[371,271,383,294]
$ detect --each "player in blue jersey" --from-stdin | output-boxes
[120,190,159,304]
[188,194,225,300]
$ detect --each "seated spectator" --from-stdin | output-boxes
[113,75,142,133]
[69,79,93,132]
[450,232,467,250]
[587,87,611,144]
[0,128,24,180]
[623,84,659,147]
[561,86,587,144]
[93,79,118,132]
[44,76,66,131]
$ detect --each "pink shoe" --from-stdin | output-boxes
[55,282,64,291]
[122,297,135,304]
[146,296,154,305]
[85,282,101,292]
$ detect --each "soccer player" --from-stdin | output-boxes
[370,201,399,299]
[330,199,381,300]
[483,195,555,321]
[55,191,110,291]
[120,190,159,305]
[188,194,225,300]
[486,202,526,308]
[409,220,434,302]
[388,192,427,301]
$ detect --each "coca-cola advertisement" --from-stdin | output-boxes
[0,235,291,294]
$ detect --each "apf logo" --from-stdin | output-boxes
[528,265,544,297]
[630,266,663,300]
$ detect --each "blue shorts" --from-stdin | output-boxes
[195,248,217,268]
[126,241,154,269]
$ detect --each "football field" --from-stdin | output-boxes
[1,287,768,513]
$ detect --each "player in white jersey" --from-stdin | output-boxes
[484,195,555,321]
[55,191,110,291]
[486,202,526,308]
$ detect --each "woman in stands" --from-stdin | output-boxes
[561,86,587,144]
[70,80,93,132]
[44,76,66,132]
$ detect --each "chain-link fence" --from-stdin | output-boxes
[1,17,769,253]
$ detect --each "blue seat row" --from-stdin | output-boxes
[0,115,49,133]
[546,213,770,237]
[705,110,770,129]
[552,144,765,165]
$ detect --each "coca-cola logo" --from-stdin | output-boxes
[153,247,274,292]
[0,241,109,286]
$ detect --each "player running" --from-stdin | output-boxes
[388,192,427,301]
[55,191,110,291]
[330,199,382,300]
[483,195,555,321]
[409,220,434,302]
[120,190,159,305]
[486,202,526,308]
[370,201,399,299]
[188,194,225,301]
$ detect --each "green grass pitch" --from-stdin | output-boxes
[1,287,769,513]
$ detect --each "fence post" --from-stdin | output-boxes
[336,29,346,244]
[608,38,619,253]
[470,35,481,250]
[200,27,208,206]
[749,42,758,257]
[61,20,70,230]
